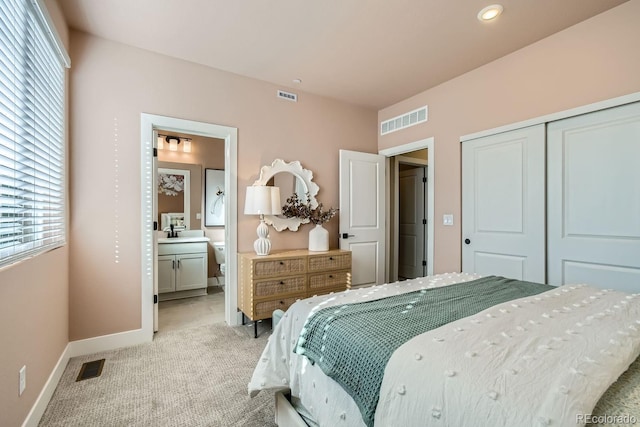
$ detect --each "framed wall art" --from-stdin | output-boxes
[205,168,225,226]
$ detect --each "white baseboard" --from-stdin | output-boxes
[66,328,150,358]
[22,328,150,426]
[22,344,71,427]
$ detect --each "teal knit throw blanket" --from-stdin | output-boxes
[294,276,553,427]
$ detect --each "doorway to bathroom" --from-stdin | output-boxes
[140,113,239,340]
[155,130,227,332]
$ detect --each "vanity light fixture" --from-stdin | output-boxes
[157,134,192,153]
[244,186,282,256]
[477,4,503,22]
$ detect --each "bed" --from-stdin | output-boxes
[249,273,640,426]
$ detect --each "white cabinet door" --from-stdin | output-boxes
[339,149,386,287]
[462,124,546,282]
[158,254,176,293]
[547,101,640,292]
[176,253,207,291]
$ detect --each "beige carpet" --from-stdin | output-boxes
[39,322,276,427]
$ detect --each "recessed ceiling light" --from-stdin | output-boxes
[293,78,302,84]
[477,4,503,22]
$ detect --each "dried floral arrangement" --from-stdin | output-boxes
[281,193,337,225]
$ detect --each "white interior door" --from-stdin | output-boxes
[547,101,640,292]
[339,150,386,287]
[462,124,545,282]
[398,167,426,279]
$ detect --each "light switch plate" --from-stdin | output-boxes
[443,214,454,226]
[196,213,202,220]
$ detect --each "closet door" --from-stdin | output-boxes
[462,124,545,282]
[547,102,640,292]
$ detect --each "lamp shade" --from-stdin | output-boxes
[244,186,282,215]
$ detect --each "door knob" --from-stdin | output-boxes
[341,233,355,239]
[464,238,471,245]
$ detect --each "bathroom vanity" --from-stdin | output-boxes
[158,236,209,301]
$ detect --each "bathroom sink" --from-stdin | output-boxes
[158,236,210,244]
[158,230,210,244]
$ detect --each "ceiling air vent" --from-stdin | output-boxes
[380,106,428,135]
[277,90,298,102]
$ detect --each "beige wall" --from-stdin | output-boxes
[0,2,70,425]
[68,31,378,340]
[379,0,640,274]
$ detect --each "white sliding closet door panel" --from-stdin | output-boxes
[547,102,640,292]
[462,124,545,282]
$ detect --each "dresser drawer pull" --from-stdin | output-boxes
[279,300,285,305]
[329,257,334,260]
[279,261,284,265]
[329,275,333,278]
[279,281,285,285]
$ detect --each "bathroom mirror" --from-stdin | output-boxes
[158,168,190,230]
[253,159,319,231]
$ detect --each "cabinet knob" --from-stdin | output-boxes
[279,300,284,305]
[464,238,471,245]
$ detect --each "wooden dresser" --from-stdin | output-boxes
[238,249,351,336]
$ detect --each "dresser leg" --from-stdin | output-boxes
[254,321,258,338]
[242,313,246,325]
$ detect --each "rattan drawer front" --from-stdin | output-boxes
[255,276,306,298]
[254,297,300,319]
[254,258,306,277]
[308,253,351,272]
[308,271,350,291]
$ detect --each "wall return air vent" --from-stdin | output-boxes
[277,89,298,102]
[380,106,428,135]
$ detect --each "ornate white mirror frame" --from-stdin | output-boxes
[253,159,319,231]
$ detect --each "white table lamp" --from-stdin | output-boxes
[244,186,282,255]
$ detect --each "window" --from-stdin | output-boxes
[0,0,69,268]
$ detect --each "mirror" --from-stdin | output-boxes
[158,168,191,230]
[254,159,319,231]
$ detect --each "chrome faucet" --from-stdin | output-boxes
[167,224,179,238]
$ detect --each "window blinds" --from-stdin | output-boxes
[0,0,66,267]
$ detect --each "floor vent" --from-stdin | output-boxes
[76,359,105,381]
[277,89,298,102]
[380,105,428,135]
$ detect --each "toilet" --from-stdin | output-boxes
[213,241,226,288]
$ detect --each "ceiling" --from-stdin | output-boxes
[57,0,628,109]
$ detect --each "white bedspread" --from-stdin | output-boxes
[249,273,640,427]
